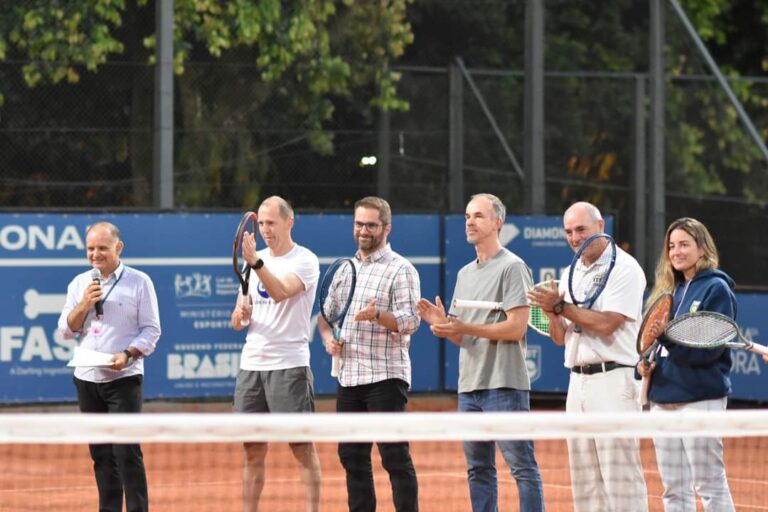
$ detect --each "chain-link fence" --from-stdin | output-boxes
[2,55,768,286]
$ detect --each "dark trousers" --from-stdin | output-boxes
[74,375,148,512]
[336,378,418,512]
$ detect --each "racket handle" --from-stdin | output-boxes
[453,299,503,310]
[638,377,650,406]
[747,341,768,357]
[330,326,343,377]
[331,356,340,377]
[638,351,656,406]
[239,293,251,327]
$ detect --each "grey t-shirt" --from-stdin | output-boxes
[449,248,533,393]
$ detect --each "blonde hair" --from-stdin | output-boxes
[646,217,720,308]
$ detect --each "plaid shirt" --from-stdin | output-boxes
[331,243,421,387]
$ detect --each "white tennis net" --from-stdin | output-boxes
[1,409,766,511]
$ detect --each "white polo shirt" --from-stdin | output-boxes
[559,246,646,368]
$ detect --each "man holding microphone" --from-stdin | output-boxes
[58,221,161,512]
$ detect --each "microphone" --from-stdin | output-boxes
[90,268,104,316]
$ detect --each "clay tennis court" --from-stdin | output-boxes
[1,397,766,511]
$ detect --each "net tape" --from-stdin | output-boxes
[3,410,768,444]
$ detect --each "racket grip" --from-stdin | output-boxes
[638,377,650,406]
[453,299,503,310]
[239,293,251,327]
[748,342,768,357]
[330,326,342,377]
[331,356,340,377]
[638,351,656,406]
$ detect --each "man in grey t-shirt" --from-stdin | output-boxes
[417,194,545,512]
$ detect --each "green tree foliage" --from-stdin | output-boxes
[400,0,768,214]
[0,0,412,207]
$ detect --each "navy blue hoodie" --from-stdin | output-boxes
[648,268,737,404]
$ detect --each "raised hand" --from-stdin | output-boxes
[242,231,258,266]
[416,296,448,325]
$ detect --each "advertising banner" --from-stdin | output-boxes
[1,213,766,402]
[0,213,440,401]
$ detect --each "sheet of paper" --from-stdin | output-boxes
[67,346,115,367]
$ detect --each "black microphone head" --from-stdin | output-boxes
[90,268,103,316]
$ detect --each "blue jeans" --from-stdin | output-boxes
[458,388,545,512]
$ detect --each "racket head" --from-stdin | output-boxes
[528,280,559,336]
[567,233,617,308]
[636,292,673,355]
[233,211,258,295]
[318,258,357,331]
[664,311,738,349]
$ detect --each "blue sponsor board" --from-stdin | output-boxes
[0,213,440,402]
[728,294,768,402]
[1,213,766,402]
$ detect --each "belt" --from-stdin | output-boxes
[571,361,633,375]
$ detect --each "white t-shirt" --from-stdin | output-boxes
[559,246,646,368]
[240,244,319,371]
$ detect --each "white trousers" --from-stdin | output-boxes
[566,368,649,512]
[651,398,735,512]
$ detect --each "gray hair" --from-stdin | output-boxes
[86,221,122,242]
[567,201,603,222]
[470,193,506,223]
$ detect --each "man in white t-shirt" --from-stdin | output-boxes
[230,195,321,512]
[528,202,648,512]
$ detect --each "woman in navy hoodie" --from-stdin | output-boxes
[639,217,736,512]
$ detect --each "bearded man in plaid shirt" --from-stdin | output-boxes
[320,196,421,512]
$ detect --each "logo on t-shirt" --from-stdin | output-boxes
[256,281,269,299]
[689,300,701,313]
[526,344,542,383]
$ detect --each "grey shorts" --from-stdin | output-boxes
[233,366,315,413]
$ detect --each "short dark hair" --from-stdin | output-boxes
[354,196,392,225]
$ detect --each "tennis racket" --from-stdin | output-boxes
[568,233,617,332]
[529,280,559,336]
[452,289,554,336]
[665,311,768,356]
[233,211,257,326]
[318,258,357,377]
[636,292,673,405]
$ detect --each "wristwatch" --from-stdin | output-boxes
[553,300,566,315]
[123,349,133,363]
[374,309,381,322]
[251,258,264,270]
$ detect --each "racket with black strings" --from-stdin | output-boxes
[636,292,673,405]
[665,311,768,356]
[318,258,358,377]
[233,211,258,326]
[567,233,617,333]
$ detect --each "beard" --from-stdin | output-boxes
[356,231,385,252]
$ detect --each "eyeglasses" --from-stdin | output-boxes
[354,221,384,231]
